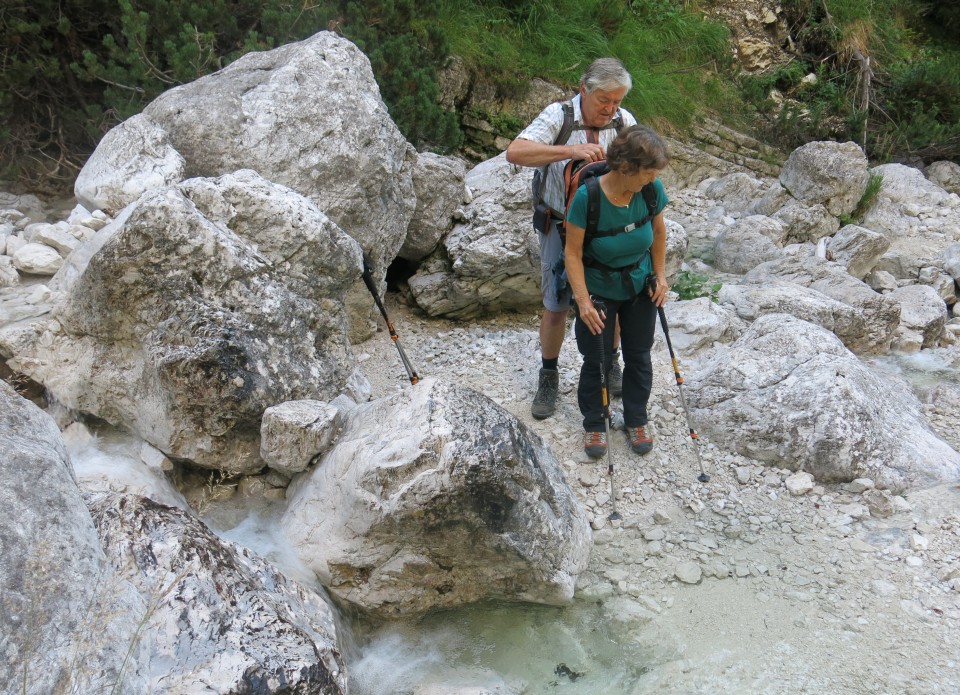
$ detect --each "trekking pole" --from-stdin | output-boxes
[361,253,420,386]
[592,298,621,521]
[647,279,709,483]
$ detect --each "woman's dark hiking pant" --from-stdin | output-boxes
[574,293,656,432]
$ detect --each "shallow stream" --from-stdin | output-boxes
[70,432,657,694]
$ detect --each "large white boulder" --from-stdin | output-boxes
[0,382,147,695]
[1,171,364,472]
[687,314,960,491]
[743,253,901,353]
[779,140,869,216]
[282,378,592,616]
[90,493,347,694]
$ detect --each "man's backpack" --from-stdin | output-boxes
[530,100,624,233]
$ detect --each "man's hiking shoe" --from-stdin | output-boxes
[531,368,559,419]
[626,425,653,455]
[607,357,623,397]
[583,431,607,459]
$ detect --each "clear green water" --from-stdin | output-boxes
[343,598,657,695]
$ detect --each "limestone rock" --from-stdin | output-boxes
[943,242,960,283]
[13,242,63,275]
[0,382,147,695]
[927,160,960,195]
[718,282,874,352]
[862,163,960,278]
[408,153,541,318]
[143,31,415,273]
[890,284,948,348]
[74,113,186,215]
[3,172,364,472]
[89,493,347,694]
[773,202,840,243]
[785,471,815,495]
[713,215,784,273]
[0,255,18,287]
[659,297,743,353]
[703,172,768,215]
[779,141,869,216]
[260,397,353,476]
[744,254,900,353]
[749,181,794,217]
[400,153,468,262]
[687,314,960,491]
[282,378,592,616]
[827,225,890,279]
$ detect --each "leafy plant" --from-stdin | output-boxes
[671,269,722,302]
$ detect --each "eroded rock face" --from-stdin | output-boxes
[687,314,960,491]
[2,172,364,472]
[862,163,960,278]
[400,153,468,262]
[718,282,873,351]
[659,297,744,353]
[713,215,784,273]
[0,382,147,695]
[827,224,890,280]
[89,493,347,695]
[927,160,960,195]
[408,153,541,319]
[281,378,592,616]
[891,284,948,348]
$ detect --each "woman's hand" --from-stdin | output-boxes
[648,274,669,307]
[577,295,606,335]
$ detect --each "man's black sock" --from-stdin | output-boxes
[542,357,558,371]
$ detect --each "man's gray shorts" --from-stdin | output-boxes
[539,220,572,313]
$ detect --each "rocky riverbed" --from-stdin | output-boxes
[348,293,960,694]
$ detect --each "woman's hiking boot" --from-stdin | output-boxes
[607,353,623,397]
[531,368,559,419]
[583,430,607,459]
[626,425,653,455]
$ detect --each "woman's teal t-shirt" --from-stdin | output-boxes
[566,177,668,300]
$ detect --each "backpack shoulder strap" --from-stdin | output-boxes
[591,182,665,239]
[553,101,575,146]
[584,175,602,240]
[641,182,659,216]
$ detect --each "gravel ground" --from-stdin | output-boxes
[355,293,960,695]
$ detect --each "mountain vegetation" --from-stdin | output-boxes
[1,0,958,193]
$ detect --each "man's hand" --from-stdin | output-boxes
[568,142,605,163]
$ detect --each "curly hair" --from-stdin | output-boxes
[606,125,669,175]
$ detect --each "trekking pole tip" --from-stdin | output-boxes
[697,473,710,483]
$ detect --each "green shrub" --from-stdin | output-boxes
[743,0,960,164]
[0,0,462,191]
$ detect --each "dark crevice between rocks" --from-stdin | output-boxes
[0,360,47,408]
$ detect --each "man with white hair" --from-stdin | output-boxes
[506,57,637,420]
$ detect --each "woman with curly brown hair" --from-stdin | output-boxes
[563,124,670,460]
